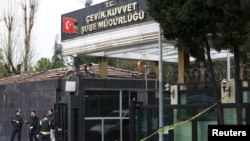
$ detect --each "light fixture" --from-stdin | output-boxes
[132,97,143,108]
[164,83,175,98]
[221,79,231,96]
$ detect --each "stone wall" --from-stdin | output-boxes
[0,80,59,141]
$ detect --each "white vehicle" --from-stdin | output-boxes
[90,110,129,135]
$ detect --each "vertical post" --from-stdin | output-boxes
[178,51,189,83]
[158,25,164,141]
[98,57,108,78]
[227,49,231,80]
[68,95,72,141]
[73,56,80,96]
[67,55,80,141]
[129,97,143,141]
[129,99,136,141]
[145,65,148,91]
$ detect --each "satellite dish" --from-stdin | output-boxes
[138,61,147,73]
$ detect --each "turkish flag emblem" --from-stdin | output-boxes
[63,17,77,34]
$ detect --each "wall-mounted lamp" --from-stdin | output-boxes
[221,79,231,96]
[164,83,175,98]
[132,97,143,108]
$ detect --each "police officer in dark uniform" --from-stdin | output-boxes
[10,109,24,141]
[48,109,56,141]
[25,110,39,141]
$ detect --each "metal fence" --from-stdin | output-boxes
[166,63,250,83]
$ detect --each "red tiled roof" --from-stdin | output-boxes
[0,63,145,85]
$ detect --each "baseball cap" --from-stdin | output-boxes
[17,109,21,113]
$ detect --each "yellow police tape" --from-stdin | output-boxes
[140,93,230,141]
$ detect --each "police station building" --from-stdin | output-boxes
[1,0,250,141]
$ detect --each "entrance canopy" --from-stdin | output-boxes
[61,0,233,63]
[62,21,233,63]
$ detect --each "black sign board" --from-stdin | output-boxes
[61,0,153,41]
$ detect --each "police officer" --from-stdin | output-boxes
[25,110,39,141]
[36,114,51,141]
[10,109,24,141]
[47,109,55,141]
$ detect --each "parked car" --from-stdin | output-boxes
[90,110,129,141]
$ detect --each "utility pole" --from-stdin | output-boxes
[158,25,164,141]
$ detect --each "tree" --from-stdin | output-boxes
[212,0,250,125]
[85,0,92,7]
[0,0,23,76]
[51,35,65,69]
[79,0,92,7]
[34,57,52,72]
[0,0,39,76]
[22,0,39,73]
[0,49,7,78]
[146,0,250,124]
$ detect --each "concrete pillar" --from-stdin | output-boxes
[154,61,159,80]
[178,51,189,83]
[98,57,108,78]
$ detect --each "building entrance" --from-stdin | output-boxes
[84,90,136,141]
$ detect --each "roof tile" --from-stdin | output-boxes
[0,63,153,85]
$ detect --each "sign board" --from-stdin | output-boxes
[61,0,153,41]
[65,81,76,92]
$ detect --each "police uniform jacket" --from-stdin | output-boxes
[11,115,23,129]
[27,115,39,131]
